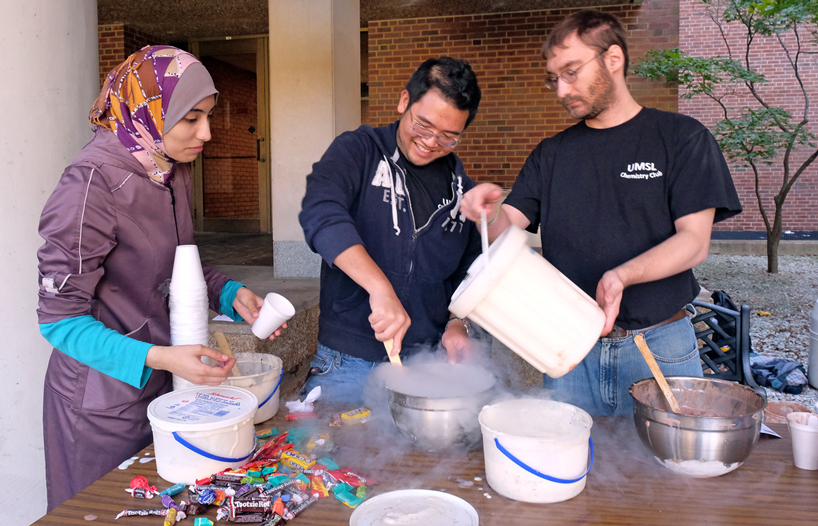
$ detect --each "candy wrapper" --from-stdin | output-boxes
[333,482,365,509]
[130,475,158,494]
[115,508,170,519]
[161,493,181,511]
[159,482,186,497]
[305,433,333,458]
[286,411,316,421]
[281,450,316,472]
[256,428,278,439]
[125,487,155,499]
[327,469,376,487]
[259,514,286,526]
[311,475,330,498]
[341,407,371,425]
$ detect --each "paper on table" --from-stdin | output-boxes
[212,314,233,322]
[761,423,782,438]
[286,386,321,413]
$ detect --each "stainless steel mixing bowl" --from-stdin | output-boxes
[387,385,496,451]
[629,376,767,477]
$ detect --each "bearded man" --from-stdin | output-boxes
[460,10,742,416]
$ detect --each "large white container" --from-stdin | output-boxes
[147,386,257,484]
[449,225,605,378]
[479,399,593,503]
[221,353,284,424]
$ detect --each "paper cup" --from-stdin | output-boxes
[787,412,818,470]
[171,245,206,290]
[252,293,295,339]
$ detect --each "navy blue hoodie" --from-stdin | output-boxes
[299,121,480,362]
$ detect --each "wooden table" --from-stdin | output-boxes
[36,405,816,526]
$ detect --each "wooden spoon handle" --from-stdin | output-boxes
[214,331,243,377]
[634,334,681,413]
[384,339,402,366]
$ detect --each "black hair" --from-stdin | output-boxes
[542,10,630,78]
[404,57,482,128]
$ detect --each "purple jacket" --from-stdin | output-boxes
[37,128,230,511]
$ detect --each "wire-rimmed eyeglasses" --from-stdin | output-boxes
[411,122,460,148]
[544,50,607,90]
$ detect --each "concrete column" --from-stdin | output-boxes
[0,1,98,522]
[269,0,361,277]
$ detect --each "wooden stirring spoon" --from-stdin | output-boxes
[383,339,402,366]
[214,331,243,377]
[634,333,682,413]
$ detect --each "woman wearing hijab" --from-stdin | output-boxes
[36,46,281,511]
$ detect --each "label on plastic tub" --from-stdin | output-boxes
[148,385,258,432]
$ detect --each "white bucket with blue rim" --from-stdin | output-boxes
[478,399,594,503]
[147,385,257,483]
[221,353,283,424]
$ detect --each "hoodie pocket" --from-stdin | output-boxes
[80,322,160,413]
[332,287,369,314]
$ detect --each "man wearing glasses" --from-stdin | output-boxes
[300,57,482,402]
[461,10,741,416]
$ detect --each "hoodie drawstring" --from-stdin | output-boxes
[386,154,401,236]
[450,175,464,220]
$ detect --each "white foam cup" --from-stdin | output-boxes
[252,293,295,339]
[170,245,206,290]
[787,412,818,470]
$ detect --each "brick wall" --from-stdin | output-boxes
[98,24,163,87]
[365,0,679,187]
[201,57,259,219]
[679,0,818,231]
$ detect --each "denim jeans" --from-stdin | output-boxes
[302,343,377,404]
[543,316,702,416]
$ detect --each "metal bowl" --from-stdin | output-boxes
[629,376,767,477]
[385,364,496,451]
[387,387,495,451]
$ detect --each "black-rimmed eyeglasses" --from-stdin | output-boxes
[544,50,607,90]
[411,122,460,148]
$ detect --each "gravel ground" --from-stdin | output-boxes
[694,254,818,412]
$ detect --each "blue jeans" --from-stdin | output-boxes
[302,343,376,404]
[543,316,702,416]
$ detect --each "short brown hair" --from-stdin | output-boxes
[541,10,629,77]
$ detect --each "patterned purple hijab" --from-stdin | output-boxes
[90,46,205,184]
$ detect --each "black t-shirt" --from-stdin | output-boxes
[503,107,742,329]
[398,149,455,228]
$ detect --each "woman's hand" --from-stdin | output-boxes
[234,287,287,339]
[146,344,237,385]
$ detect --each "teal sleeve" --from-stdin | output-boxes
[219,280,247,322]
[39,315,153,388]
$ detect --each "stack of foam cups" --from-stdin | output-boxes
[169,245,210,390]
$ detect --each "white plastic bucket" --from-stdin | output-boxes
[172,374,202,391]
[449,225,605,378]
[479,399,594,503]
[147,386,258,484]
[221,353,284,424]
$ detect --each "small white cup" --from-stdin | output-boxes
[787,412,818,470]
[252,292,295,339]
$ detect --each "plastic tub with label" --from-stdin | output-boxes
[147,385,257,483]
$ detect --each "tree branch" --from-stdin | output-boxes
[783,147,818,196]
[751,159,772,235]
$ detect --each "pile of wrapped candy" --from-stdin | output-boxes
[116,408,375,524]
